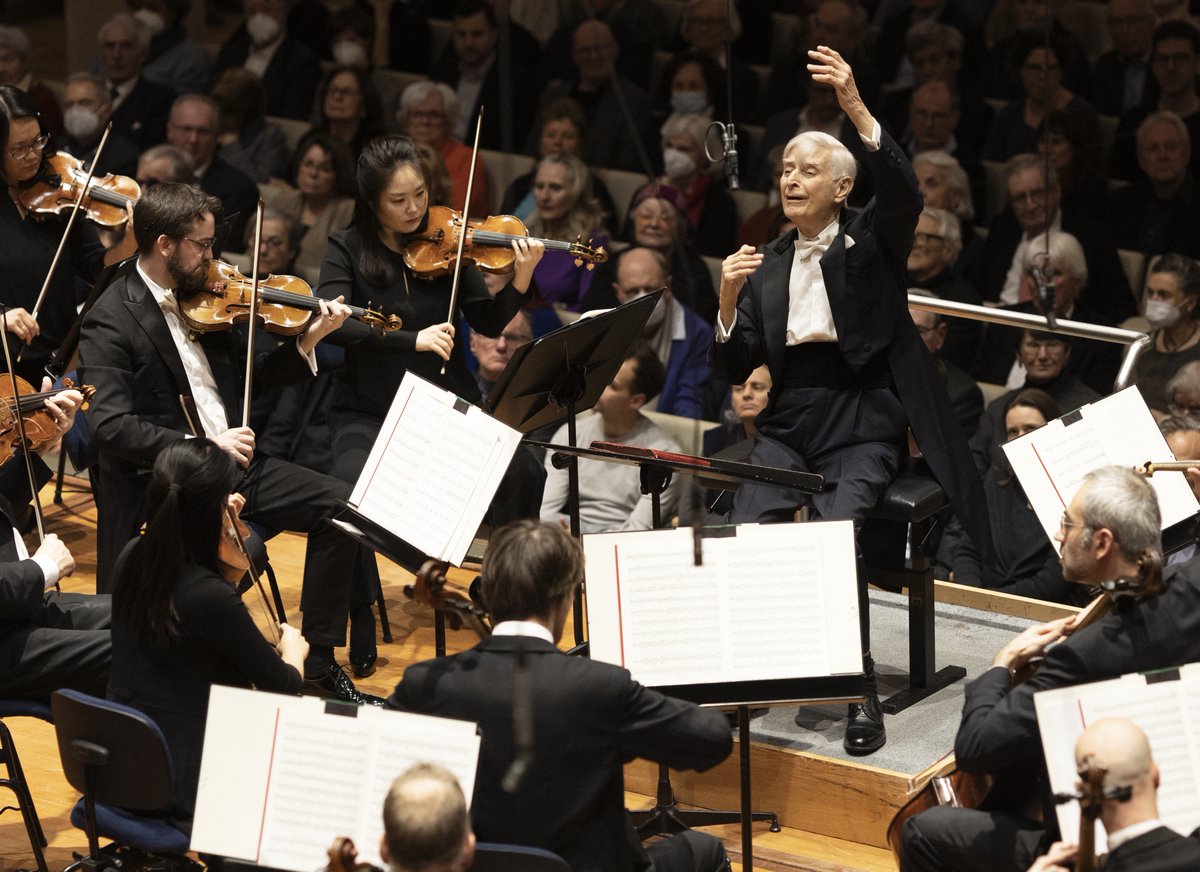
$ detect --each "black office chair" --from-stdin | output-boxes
[0,698,53,872]
[51,689,194,871]
[470,843,572,871]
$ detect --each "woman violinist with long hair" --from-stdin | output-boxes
[315,135,542,668]
[0,85,137,381]
[108,438,307,833]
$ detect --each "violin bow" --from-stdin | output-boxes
[441,107,485,376]
[178,393,281,645]
[0,304,48,555]
[18,123,115,365]
[242,200,265,428]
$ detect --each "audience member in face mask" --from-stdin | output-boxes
[327,5,373,70]
[59,73,141,177]
[1132,254,1200,418]
[652,48,726,128]
[209,0,320,121]
[125,0,213,95]
[627,112,735,258]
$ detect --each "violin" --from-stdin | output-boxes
[218,498,253,584]
[181,260,403,337]
[19,152,139,228]
[403,205,607,279]
[404,559,491,640]
[1134,460,1200,476]
[0,376,96,465]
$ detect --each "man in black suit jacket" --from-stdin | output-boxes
[166,95,259,246]
[429,0,539,152]
[99,12,175,151]
[900,466,1200,872]
[1027,718,1200,872]
[0,387,110,701]
[387,520,732,872]
[77,182,381,705]
[209,0,320,121]
[714,47,990,755]
[1090,0,1160,117]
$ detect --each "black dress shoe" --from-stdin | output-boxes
[349,649,377,678]
[843,697,886,756]
[303,663,385,706]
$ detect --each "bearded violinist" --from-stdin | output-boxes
[899,467,1200,872]
[78,182,381,705]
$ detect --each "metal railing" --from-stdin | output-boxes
[906,295,1151,392]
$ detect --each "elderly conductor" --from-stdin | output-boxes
[713,47,988,755]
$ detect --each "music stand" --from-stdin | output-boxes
[485,292,661,645]
[540,440,833,870]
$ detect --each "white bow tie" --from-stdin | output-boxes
[795,234,834,262]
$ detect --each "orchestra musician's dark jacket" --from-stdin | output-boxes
[711,127,991,558]
[209,30,320,121]
[77,267,312,589]
[954,562,1200,831]
[0,454,111,701]
[386,635,732,872]
[1104,825,1200,871]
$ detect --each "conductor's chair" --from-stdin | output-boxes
[861,458,965,714]
[51,689,194,871]
[0,698,53,872]
[470,843,572,872]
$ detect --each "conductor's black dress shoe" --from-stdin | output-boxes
[843,696,886,755]
[303,663,385,706]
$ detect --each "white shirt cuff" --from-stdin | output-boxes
[860,120,881,152]
[295,340,319,375]
[33,553,59,589]
[714,312,736,343]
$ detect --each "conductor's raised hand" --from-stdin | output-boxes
[807,46,873,138]
[718,245,763,331]
[416,321,455,361]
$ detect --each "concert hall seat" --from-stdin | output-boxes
[0,698,53,872]
[861,458,966,715]
[52,690,191,870]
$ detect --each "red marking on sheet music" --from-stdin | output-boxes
[1031,443,1068,508]
[614,544,625,668]
[254,708,282,863]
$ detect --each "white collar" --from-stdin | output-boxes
[1106,819,1165,852]
[136,259,173,307]
[491,621,554,644]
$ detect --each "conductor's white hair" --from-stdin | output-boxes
[783,131,858,183]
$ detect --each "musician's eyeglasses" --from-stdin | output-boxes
[182,236,216,252]
[8,134,49,160]
[1059,511,1085,535]
[260,236,287,249]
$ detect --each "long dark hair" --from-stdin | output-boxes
[353,135,427,285]
[0,84,49,187]
[112,439,241,646]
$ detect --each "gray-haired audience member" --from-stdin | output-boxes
[906,207,982,371]
[137,143,196,187]
[98,12,175,150]
[908,289,982,438]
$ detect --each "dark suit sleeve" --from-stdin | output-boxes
[0,556,51,623]
[861,129,923,265]
[710,279,764,387]
[78,301,189,466]
[616,678,732,772]
[460,273,526,338]
[317,232,419,352]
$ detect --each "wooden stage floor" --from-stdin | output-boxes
[0,479,895,872]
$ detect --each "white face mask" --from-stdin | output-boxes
[332,39,368,68]
[132,8,166,38]
[246,12,282,46]
[1146,298,1184,330]
[662,147,696,180]
[63,105,101,141]
[670,91,709,115]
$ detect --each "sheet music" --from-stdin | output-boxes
[349,372,521,564]
[1004,387,1198,547]
[192,687,481,871]
[584,523,861,689]
[1034,665,1200,854]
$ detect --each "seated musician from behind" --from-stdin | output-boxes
[1028,718,1200,872]
[381,763,475,872]
[386,520,732,872]
[108,439,308,833]
[900,466,1200,872]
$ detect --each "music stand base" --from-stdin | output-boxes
[882,665,966,715]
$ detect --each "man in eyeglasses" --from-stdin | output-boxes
[899,465,1200,872]
[78,182,388,707]
[906,206,983,372]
